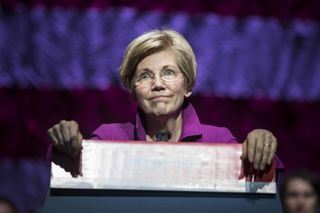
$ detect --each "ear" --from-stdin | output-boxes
[184,90,192,97]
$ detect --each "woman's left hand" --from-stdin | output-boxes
[241,129,277,171]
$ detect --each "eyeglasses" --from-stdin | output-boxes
[135,69,181,85]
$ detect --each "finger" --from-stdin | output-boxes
[240,140,248,160]
[260,134,272,170]
[247,132,257,163]
[71,172,78,178]
[52,124,63,142]
[69,121,81,150]
[78,149,83,177]
[48,128,59,147]
[68,120,79,139]
[53,124,67,153]
[78,132,83,150]
[69,134,82,157]
[70,123,82,156]
[60,120,71,144]
[267,137,277,165]
[253,132,265,170]
[59,120,74,155]
[61,121,76,155]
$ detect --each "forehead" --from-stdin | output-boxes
[136,50,178,72]
[287,178,314,192]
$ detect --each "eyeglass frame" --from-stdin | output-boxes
[134,68,182,85]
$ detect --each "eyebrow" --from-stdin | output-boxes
[136,65,177,73]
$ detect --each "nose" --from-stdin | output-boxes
[151,74,165,91]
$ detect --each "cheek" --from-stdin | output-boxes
[173,87,187,101]
[134,86,150,100]
[167,80,186,96]
[285,197,296,206]
[284,198,298,211]
[306,197,318,206]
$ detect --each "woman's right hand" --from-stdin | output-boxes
[47,120,83,157]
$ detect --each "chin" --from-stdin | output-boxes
[151,108,170,117]
[142,101,180,117]
[143,105,170,117]
[152,106,181,117]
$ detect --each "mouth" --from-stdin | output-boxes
[149,95,171,101]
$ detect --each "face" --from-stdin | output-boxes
[283,178,318,213]
[0,201,15,213]
[133,50,191,117]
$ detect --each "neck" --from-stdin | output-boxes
[145,111,183,142]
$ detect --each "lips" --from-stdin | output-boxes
[149,95,171,101]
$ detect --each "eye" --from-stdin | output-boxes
[163,69,175,76]
[139,71,152,79]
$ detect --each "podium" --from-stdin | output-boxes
[41,189,282,213]
[41,140,283,212]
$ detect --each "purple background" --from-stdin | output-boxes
[0,1,320,212]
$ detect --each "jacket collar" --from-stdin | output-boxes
[134,101,202,141]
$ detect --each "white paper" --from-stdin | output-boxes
[51,140,276,193]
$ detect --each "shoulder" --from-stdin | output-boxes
[200,124,238,143]
[91,122,135,140]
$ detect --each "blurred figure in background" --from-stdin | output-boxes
[280,170,320,213]
[0,196,17,213]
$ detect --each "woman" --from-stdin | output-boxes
[280,171,320,213]
[48,29,278,177]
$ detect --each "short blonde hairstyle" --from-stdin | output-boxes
[119,29,197,93]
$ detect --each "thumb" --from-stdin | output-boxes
[240,140,248,160]
[238,160,245,179]
[78,132,83,150]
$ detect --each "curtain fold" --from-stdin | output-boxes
[1,7,320,100]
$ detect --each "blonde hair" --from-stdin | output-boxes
[119,29,197,93]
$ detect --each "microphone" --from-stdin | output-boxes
[155,130,172,142]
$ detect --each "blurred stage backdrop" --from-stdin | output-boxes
[0,0,320,212]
